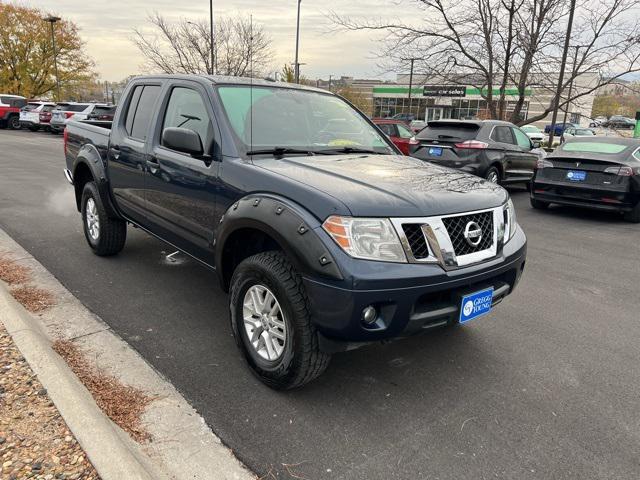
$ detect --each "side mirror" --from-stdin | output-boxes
[162,127,203,156]
[532,141,541,149]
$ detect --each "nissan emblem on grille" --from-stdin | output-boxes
[463,221,483,247]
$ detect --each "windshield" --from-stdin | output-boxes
[217,85,393,155]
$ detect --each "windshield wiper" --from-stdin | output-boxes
[316,146,383,155]
[246,147,317,157]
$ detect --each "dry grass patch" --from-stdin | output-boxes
[0,253,30,285]
[10,285,56,312]
[52,340,153,443]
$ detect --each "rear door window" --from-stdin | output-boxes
[491,126,515,144]
[417,123,479,142]
[127,85,161,140]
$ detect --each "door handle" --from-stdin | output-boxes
[110,146,120,160]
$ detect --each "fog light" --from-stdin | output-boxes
[362,306,377,324]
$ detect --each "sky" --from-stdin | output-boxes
[25,0,419,82]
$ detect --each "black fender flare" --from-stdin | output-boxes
[215,194,343,290]
[73,144,120,218]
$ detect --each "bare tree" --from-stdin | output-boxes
[133,13,273,77]
[329,0,640,125]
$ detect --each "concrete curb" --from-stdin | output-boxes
[0,284,160,480]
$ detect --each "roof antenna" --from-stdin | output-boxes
[249,14,253,154]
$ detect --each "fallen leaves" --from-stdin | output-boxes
[52,340,153,443]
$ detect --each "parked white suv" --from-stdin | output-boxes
[19,101,57,131]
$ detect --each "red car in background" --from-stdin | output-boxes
[372,118,418,155]
[0,94,27,129]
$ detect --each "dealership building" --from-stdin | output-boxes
[325,73,598,127]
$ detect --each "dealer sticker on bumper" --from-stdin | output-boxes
[459,287,494,323]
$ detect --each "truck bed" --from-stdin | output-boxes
[65,120,112,172]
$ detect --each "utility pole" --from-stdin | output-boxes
[294,0,302,83]
[328,75,332,91]
[43,16,62,101]
[548,0,576,147]
[209,0,215,75]
[408,58,416,100]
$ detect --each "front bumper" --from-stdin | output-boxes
[305,226,527,350]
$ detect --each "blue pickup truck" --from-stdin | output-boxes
[63,75,527,389]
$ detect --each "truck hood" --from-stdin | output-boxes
[255,154,508,218]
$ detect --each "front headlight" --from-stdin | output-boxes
[322,216,407,263]
[503,199,517,243]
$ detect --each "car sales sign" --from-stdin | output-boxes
[423,85,467,97]
[459,287,494,323]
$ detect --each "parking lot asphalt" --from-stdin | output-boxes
[1,128,639,479]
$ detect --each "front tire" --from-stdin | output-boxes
[81,182,126,256]
[229,251,330,390]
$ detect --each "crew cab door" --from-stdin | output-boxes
[108,83,162,224]
[144,82,221,264]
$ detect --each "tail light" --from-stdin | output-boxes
[454,140,488,149]
[604,166,635,176]
[63,127,68,156]
[65,112,74,119]
[536,159,554,169]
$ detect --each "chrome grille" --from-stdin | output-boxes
[401,224,429,259]
[442,211,493,256]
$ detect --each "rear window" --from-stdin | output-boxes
[561,142,628,154]
[65,104,91,112]
[416,122,479,141]
[93,106,116,114]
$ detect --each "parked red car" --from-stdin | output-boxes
[372,118,418,155]
[0,94,27,129]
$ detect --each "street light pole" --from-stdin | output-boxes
[209,0,215,75]
[44,16,61,101]
[294,0,302,83]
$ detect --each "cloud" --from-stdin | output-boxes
[23,0,418,80]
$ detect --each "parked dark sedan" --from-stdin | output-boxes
[530,137,640,222]
[410,119,539,184]
[602,117,636,130]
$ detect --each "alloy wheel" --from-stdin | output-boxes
[242,284,287,361]
[85,197,100,241]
